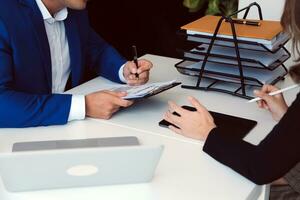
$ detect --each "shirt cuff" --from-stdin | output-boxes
[118,64,127,83]
[68,95,86,122]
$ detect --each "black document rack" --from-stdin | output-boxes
[175,2,291,99]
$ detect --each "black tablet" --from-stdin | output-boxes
[159,105,257,140]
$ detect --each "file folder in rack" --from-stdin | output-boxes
[181,44,290,70]
[175,2,291,99]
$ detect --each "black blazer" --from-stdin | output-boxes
[203,92,300,185]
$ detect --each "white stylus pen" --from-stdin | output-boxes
[247,84,299,103]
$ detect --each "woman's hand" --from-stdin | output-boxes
[163,96,216,141]
[254,85,288,121]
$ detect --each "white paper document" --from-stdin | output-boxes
[176,60,287,85]
[111,80,179,100]
[187,33,290,51]
[189,44,289,67]
[186,30,287,46]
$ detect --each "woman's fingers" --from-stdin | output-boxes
[168,101,187,116]
[188,96,207,112]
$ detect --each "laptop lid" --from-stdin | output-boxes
[12,136,140,152]
[0,145,164,192]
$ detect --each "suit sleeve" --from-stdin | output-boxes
[86,27,127,83]
[0,18,72,128]
[203,93,300,185]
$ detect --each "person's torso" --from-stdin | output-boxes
[0,0,90,94]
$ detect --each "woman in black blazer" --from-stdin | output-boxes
[164,0,300,199]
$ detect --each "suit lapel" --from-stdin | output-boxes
[18,0,52,91]
[64,11,82,87]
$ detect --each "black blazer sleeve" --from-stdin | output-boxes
[203,93,300,185]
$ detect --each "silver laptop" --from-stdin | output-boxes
[0,138,163,192]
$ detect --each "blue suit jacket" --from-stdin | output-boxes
[0,0,126,128]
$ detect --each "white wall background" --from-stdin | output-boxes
[238,0,285,20]
[238,0,296,67]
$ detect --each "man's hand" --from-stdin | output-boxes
[85,90,133,119]
[123,59,153,86]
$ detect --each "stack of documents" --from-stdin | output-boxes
[186,33,290,52]
[181,15,289,51]
[175,15,291,98]
[176,60,287,85]
[184,44,290,69]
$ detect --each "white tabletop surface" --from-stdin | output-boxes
[0,54,298,200]
[67,54,298,146]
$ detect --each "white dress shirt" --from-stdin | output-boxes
[35,0,126,121]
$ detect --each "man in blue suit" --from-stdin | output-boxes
[0,0,153,128]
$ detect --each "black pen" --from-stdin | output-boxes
[226,19,261,26]
[132,45,139,78]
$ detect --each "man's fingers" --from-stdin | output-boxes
[136,59,153,74]
[127,69,150,83]
[103,91,134,106]
[110,107,120,114]
[104,93,132,107]
[114,98,133,107]
[126,74,139,81]
[127,74,149,85]
[136,70,149,79]
[127,61,138,74]
[104,90,127,97]
[128,70,149,82]
[124,59,152,84]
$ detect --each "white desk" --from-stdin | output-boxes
[67,54,298,146]
[0,54,297,200]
